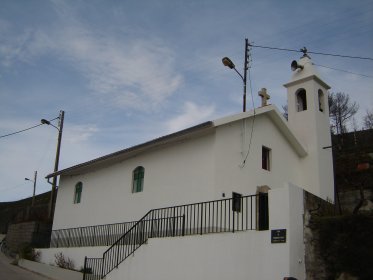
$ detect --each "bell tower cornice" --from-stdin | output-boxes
[283,56,330,90]
[284,74,330,90]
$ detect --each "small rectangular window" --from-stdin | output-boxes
[74,182,83,204]
[262,146,271,171]
[232,192,242,212]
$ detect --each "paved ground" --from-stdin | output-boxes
[0,252,53,280]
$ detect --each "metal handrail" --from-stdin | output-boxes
[83,194,258,280]
[50,220,137,248]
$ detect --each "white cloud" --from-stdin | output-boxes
[166,102,215,133]
[0,18,183,112]
[56,35,183,110]
[63,124,99,144]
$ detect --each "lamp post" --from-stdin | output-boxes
[222,38,250,112]
[25,171,37,207]
[41,110,64,220]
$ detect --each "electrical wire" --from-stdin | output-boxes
[249,44,300,54]
[313,63,373,79]
[249,43,373,61]
[0,123,43,138]
[0,117,59,139]
[241,50,256,168]
[308,50,373,61]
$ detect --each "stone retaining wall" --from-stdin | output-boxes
[6,221,52,252]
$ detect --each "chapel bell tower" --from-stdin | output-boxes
[283,53,334,202]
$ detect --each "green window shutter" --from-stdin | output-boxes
[132,167,144,193]
[76,191,81,203]
[74,182,83,203]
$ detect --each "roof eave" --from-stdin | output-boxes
[46,121,215,179]
[46,106,308,179]
[214,105,307,157]
[266,108,308,157]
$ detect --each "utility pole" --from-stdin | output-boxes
[243,38,249,112]
[25,171,37,207]
[42,110,64,220]
[32,171,37,207]
[50,110,64,219]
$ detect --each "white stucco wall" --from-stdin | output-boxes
[18,258,83,280]
[40,184,305,280]
[104,184,305,280]
[270,184,305,279]
[53,111,309,232]
[285,57,334,202]
[53,133,216,229]
[39,184,305,280]
[213,114,303,199]
[38,246,109,269]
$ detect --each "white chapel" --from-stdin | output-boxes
[36,54,334,280]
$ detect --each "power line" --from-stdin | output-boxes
[249,44,300,54]
[0,123,43,138]
[308,50,373,61]
[249,43,373,61]
[241,49,256,168]
[313,63,373,79]
[0,117,58,139]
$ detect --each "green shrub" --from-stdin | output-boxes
[18,243,40,262]
[54,252,75,270]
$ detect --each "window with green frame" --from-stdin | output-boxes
[132,166,144,193]
[74,182,83,204]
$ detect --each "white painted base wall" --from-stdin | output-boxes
[106,184,305,280]
[38,246,109,270]
[18,258,83,280]
[109,231,285,280]
[39,184,305,280]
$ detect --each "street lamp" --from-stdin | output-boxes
[222,38,250,112]
[25,171,37,207]
[41,119,59,130]
[41,110,64,220]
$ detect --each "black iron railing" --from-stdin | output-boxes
[83,194,258,280]
[50,221,137,248]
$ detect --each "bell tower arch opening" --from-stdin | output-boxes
[318,89,325,112]
[296,88,307,112]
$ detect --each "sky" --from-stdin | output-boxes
[0,0,372,202]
